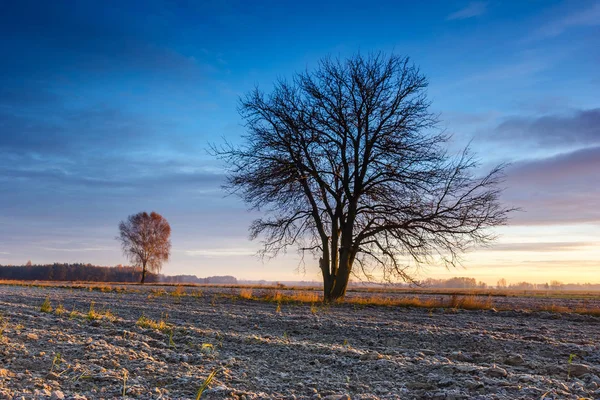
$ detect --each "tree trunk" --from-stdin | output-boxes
[140,262,147,284]
[320,258,331,296]
[324,247,353,302]
[327,260,350,302]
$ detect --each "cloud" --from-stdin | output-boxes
[184,248,256,257]
[502,146,600,225]
[493,108,600,148]
[42,247,112,252]
[447,2,487,20]
[486,242,597,252]
[0,163,224,193]
[0,105,172,156]
[534,2,600,38]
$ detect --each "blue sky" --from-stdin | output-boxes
[1,0,598,283]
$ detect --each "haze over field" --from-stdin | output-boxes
[0,1,598,284]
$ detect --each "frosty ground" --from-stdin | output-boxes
[0,284,599,399]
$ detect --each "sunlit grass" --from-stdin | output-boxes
[40,296,52,313]
[136,315,171,333]
[170,285,186,297]
[196,368,219,400]
[85,302,116,322]
[55,303,66,316]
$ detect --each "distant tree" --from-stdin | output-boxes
[550,280,564,290]
[497,278,507,289]
[117,211,171,284]
[25,260,32,267]
[216,52,512,302]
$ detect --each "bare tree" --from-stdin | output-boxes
[215,52,512,302]
[117,211,171,284]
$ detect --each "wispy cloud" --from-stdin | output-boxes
[0,251,9,255]
[184,248,256,257]
[492,108,600,148]
[487,242,598,252]
[41,247,112,252]
[534,2,600,38]
[447,2,487,20]
[502,146,600,225]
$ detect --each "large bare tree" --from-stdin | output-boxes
[117,211,171,284]
[216,53,511,302]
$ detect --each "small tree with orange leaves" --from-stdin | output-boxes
[117,211,171,284]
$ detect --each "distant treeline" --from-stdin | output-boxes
[0,263,237,284]
[421,277,600,291]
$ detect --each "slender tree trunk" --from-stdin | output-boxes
[140,261,147,284]
[322,272,334,302]
[324,222,356,302]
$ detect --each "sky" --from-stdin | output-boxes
[0,0,598,285]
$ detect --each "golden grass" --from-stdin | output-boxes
[55,303,66,316]
[170,285,186,297]
[343,294,494,310]
[1,279,598,317]
[2,279,599,300]
[86,302,117,322]
[537,303,600,317]
[136,315,171,332]
[237,288,321,304]
[40,296,52,313]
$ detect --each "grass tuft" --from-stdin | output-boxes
[170,286,186,297]
[196,368,219,400]
[136,315,171,333]
[55,303,66,316]
[40,296,53,313]
[85,302,116,322]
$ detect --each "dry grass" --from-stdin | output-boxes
[2,279,599,300]
[86,302,117,322]
[40,296,52,313]
[136,315,171,333]
[343,294,494,310]
[55,303,66,316]
[2,279,599,316]
[170,286,186,297]
[237,288,321,304]
[288,291,320,303]
[537,303,600,317]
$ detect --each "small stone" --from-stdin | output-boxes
[26,333,39,340]
[51,390,65,400]
[486,365,508,378]
[46,371,60,380]
[569,363,590,377]
[421,349,435,356]
[359,352,382,361]
[437,378,453,388]
[504,354,525,366]
[450,351,472,362]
